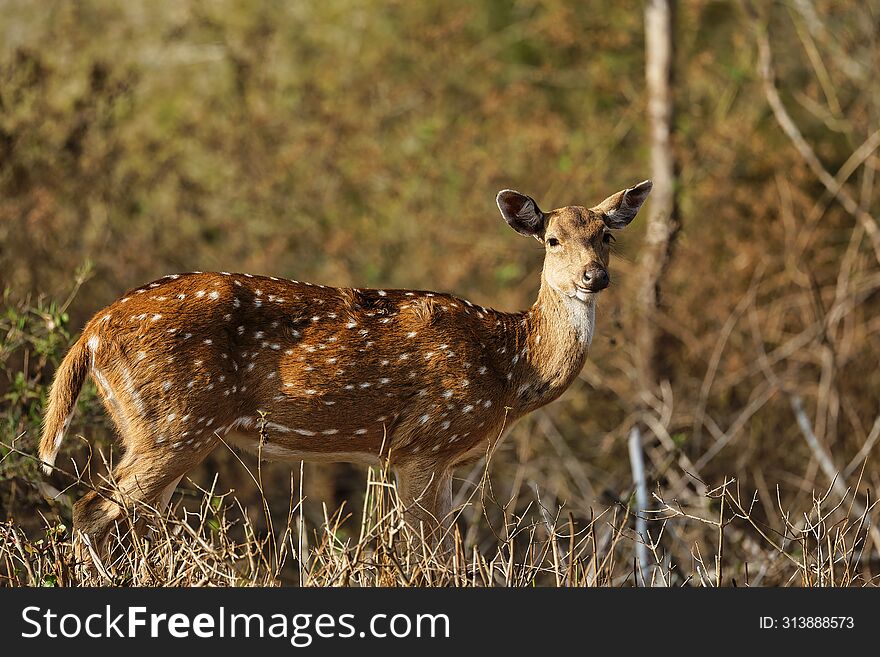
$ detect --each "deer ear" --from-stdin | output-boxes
[496,190,545,237]
[593,180,653,229]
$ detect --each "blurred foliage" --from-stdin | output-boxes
[2,0,880,583]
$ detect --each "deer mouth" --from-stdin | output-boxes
[573,286,595,302]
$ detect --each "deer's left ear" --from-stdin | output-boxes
[593,180,653,229]
[496,190,546,237]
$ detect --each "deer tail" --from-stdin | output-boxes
[39,333,92,475]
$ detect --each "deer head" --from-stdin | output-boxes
[497,180,652,301]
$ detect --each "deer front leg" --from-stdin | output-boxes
[394,460,453,552]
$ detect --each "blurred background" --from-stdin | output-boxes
[2,0,879,585]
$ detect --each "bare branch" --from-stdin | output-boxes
[744,2,880,263]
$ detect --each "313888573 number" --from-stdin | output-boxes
[781,617,854,629]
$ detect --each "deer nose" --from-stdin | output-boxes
[582,267,609,291]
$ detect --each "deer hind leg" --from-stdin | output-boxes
[73,437,209,567]
[76,349,226,563]
[394,460,453,552]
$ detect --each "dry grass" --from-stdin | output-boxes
[2,437,878,587]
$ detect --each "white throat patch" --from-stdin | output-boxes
[561,294,596,346]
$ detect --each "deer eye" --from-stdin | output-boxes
[547,237,560,247]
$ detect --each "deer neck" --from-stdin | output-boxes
[495,276,596,412]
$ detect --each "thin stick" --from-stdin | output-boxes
[627,425,651,586]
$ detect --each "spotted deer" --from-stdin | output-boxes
[39,180,651,552]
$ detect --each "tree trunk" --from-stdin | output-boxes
[640,0,680,388]
[629,0,679,588]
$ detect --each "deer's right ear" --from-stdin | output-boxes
[496,190,545,237]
